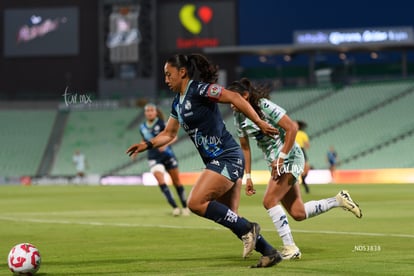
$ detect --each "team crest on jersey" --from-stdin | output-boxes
[184,100,191,110]
[207,84,222,99]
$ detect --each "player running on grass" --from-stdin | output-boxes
[227,78,362,260]
[139,103,190,216]
[127,53,283,268]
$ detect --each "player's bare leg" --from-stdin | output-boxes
[265,173,302,260]
[187,170,278,262]
[217,178,241,214]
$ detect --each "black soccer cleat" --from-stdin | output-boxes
[250,249,283,268]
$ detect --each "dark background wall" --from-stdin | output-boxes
[0,0,98,100]
[239,0,414,45]
[238,0,414,68]
[1,0,413,100]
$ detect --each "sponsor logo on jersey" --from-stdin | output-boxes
[198,83,209,95]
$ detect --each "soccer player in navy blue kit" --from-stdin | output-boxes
[127,54,282,268]
[139,103,189,216]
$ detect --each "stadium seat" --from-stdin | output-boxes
[0,110,56,177]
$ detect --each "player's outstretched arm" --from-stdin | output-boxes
[219,88,278,137]
[239,136,256,196]
[126,117,180,159]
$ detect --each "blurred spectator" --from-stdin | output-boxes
[327,146,338,180]
[72,149,87,177]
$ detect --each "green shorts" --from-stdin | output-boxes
[266,145,305,180]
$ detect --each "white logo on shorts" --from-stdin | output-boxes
[210,160,220,166]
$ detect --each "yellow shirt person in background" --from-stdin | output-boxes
[295,121,310,193]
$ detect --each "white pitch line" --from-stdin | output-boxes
[0,216,221,230]
[291,229,414,239]
[1,216,413,239]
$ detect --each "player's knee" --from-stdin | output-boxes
[150,164,165,174]
[262,196,280,210]
[186,195,203,215]
[187,199,196,210]
[289,209,307,221]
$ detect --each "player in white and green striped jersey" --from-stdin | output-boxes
[227,78,362,260]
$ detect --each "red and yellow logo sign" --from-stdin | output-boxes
[179,4,213,35]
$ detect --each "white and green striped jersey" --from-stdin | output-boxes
[234,98,300,165]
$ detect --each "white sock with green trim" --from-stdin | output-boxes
[304,197,339,218]
[267,205,295,246]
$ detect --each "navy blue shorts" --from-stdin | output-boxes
[205,147,245,183]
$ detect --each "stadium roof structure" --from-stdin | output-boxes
[203,41,414,78]
[203,42,414,56]
[204,27,414,82]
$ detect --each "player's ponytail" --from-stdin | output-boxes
[187,54,218,83]
[227,77,270,119]
[166,53,218,83]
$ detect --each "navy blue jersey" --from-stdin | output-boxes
[139,118,175,160]
[327,151,337,166]
[170,80,240,164]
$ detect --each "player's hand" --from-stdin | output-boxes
[245,179,256,196]
[271,157,284,180]
[126,142,145,159]
[256,120,279,137]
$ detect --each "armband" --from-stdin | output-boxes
[145,140,154,150]
[245,173,251,179]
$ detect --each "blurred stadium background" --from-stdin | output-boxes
[1,0,413,185]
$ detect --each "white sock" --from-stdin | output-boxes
[267,205,295,246]
[304,197,339,218]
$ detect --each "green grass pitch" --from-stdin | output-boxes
[0,184,413,275]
